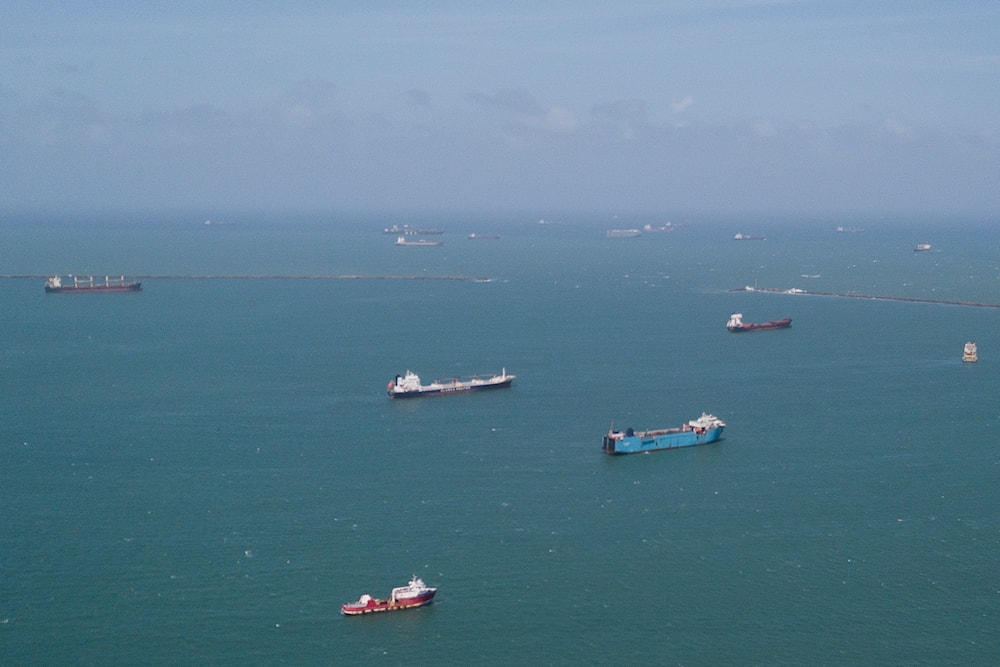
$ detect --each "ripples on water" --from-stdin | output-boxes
[2,216,998,665]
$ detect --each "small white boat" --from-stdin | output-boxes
[962,342,977,363]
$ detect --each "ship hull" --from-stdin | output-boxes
[45,283,142,293]
[389,377,514,398]
[342,592,435,615]
[727,318,791,332]
[603,426,724,455]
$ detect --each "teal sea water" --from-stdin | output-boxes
[2,214,998,665]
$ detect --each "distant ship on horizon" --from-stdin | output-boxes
[395,236,442,247]
[45,275,142,293]
[384,224,443,235]
[643,223,675,232]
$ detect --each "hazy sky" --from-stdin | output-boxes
[2,1,999,219]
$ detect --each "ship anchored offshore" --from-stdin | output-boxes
[341,576,437,615]
[45,275,142,293]
[726,313,791,332]
[387,368,515,397]
[602,413,726,455]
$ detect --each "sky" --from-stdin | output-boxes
[2,1,999,220]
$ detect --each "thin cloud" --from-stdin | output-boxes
[670,96,695,114]
[401,89,432,108]
[467,90,544,115]
[592,99,648,123]
[521,106,578,133]
[883,118,913,137]
[468,90,577,133]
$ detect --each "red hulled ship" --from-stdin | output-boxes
[341,576,437,616]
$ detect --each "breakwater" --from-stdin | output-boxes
[731,286,1000,309]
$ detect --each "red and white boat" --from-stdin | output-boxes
[341,576,437,615]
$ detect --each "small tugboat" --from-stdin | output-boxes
[963,342,978,363]
[603,413,726,455]
[342,576,437,615]
[388,368,515,397]
[45,275,142,293]
[726,313,791,332]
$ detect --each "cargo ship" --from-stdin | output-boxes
[963,342,978,363]
[45,275,142,293]
[388,368,514,397]
[726,313,791,332]
[643,223,675,233]
[383,224,443,235]
[395,236,442,246]
[603,413,726,455]
[342,576,437,615]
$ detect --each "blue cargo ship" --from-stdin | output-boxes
[602,413,725,455]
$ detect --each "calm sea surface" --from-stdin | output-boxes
[2,214,998,665]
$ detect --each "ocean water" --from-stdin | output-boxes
[1,214,998,666]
